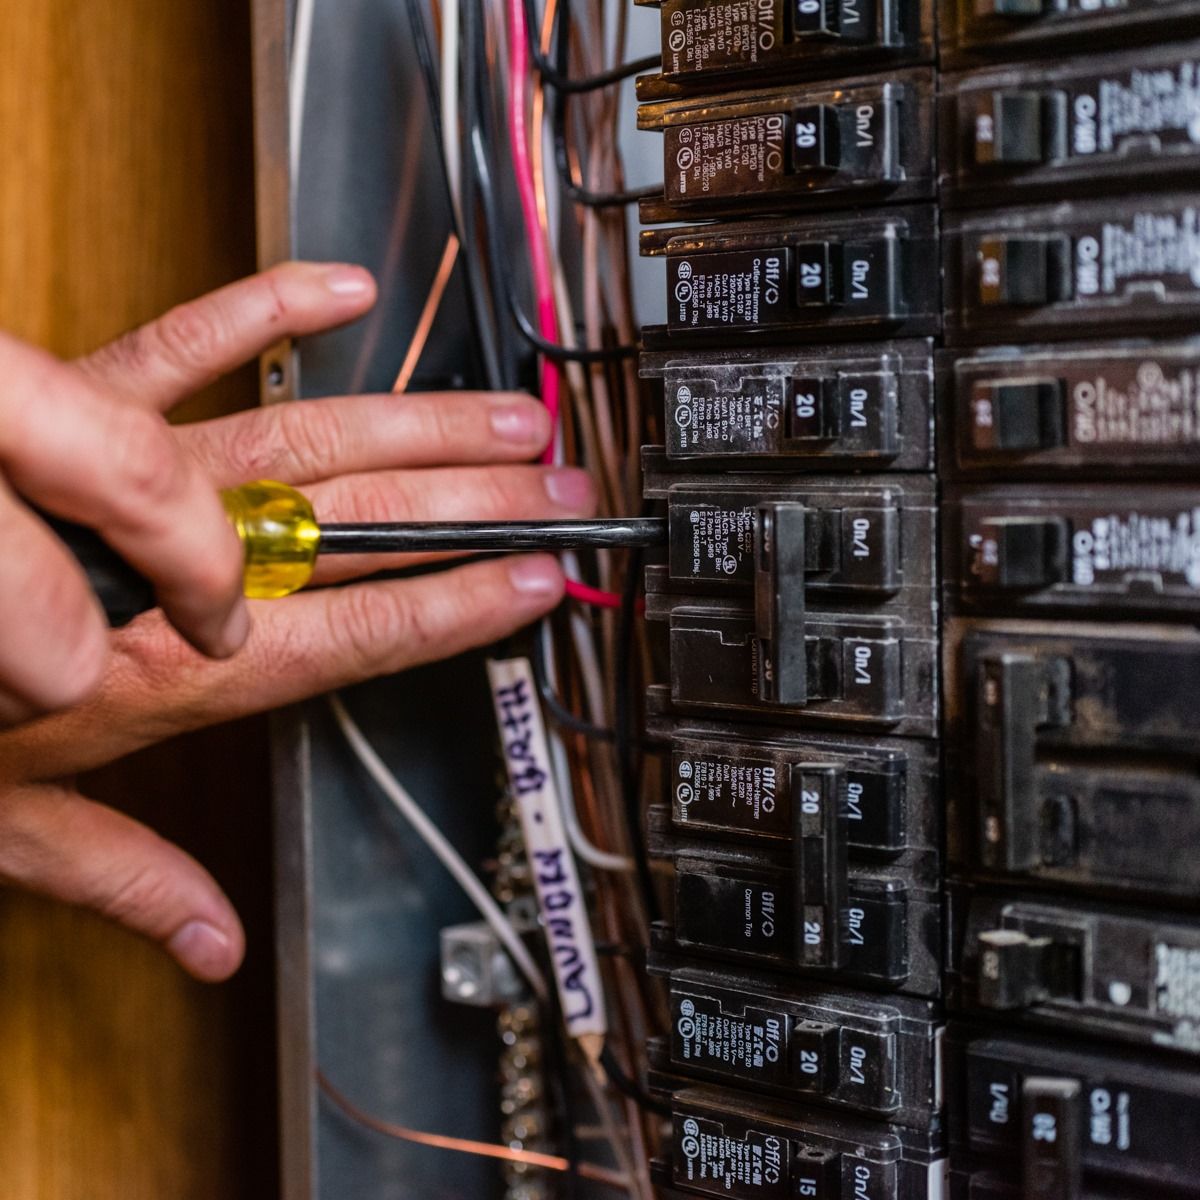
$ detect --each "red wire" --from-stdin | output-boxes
[564,579,623,609]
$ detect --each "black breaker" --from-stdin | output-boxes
[633,3,1200,1198]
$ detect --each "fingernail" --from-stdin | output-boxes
[490,402,545,444]
[544,468,594,511]
[215,602,251,658]
[168,921,233,978]
[510,556,563,597]
[323,265,374,296]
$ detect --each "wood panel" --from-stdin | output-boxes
[0,2,278,1197]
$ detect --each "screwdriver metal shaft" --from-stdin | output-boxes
[316,518,666,555]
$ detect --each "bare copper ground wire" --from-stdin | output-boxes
[392,232,461,393]
[318,1070,630,1191]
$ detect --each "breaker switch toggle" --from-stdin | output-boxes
[977,928,1081,1011]
[1023,1077,1084,1200]
[973,90,1067,166]
[973,516,1069,590]
[977,235,1073,307]
[794,242,843,307]
[791,104,842,173]
[793,0,875,42]
[971,378,1066,452]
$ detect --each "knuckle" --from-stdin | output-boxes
[331,587,430,675]
[0,791,55,886]
[276,401,345,478]
[110,412,186,508]
[220,410,284,480]
[327,474,419,525]
[259,267,293,324]
[98,855,174,930]
[475,469,532,518]
[416,396,470,451]
[113,613,203,699]
[154,299,225,376]
[84,325,154,383]
[219,402,346,482]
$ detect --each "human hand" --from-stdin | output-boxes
[0,263,591,981]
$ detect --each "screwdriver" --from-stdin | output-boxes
[44,480,666,627]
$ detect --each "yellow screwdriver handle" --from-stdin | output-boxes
[220,480,321,599]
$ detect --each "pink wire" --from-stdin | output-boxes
[506,0,560,463]
[506,0,632,610]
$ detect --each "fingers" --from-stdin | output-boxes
[0,782,244,981]
[0,555,566,781]
[0,482,109,722]
[0,334,247,658]
[75,262,377,411]
[305,463,596,582]
[177,390,552,487]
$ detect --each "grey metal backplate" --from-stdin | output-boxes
[256,1,506,1196]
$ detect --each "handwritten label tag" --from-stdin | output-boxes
[488,657,607,1040]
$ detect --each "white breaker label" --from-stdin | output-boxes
[1069,359,1200,446]
[661,0,783,76]
[1154,941,1200,1047]
[1072,60,1200,156]
[1074,207,1200,298]
[1070,506,1200,588]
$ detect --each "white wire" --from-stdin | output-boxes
[565,584,609,721]
[289,0,317,190]
[540,623,635,873]
[440,0,463,229]
[328,693,549,1002]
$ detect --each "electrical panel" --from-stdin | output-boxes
[270,0,1200,1194]
[634,3,1200,1198]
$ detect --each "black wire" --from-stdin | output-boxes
[531,629,618,743]
[599,1042,670,1118]
[549,0,659,208]
[551,88,659,208]
[468,99,640,365]
[540,970,582,1197]
[466,0,642,352]
[615,541,659,925]
[462,0,518,390]
[508,291,640,362]
[531,619,655,751]
[522,0,659,93]
[465,11,521,391]
[593,941,637,958]
[400,0,504,389]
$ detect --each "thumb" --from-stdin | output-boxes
[0,782,244,981]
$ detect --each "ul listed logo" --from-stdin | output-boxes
[680,1118,701,1161]
[675,260,694,306]
[674,384,693,429]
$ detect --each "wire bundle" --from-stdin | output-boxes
[292,0,666,1195]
